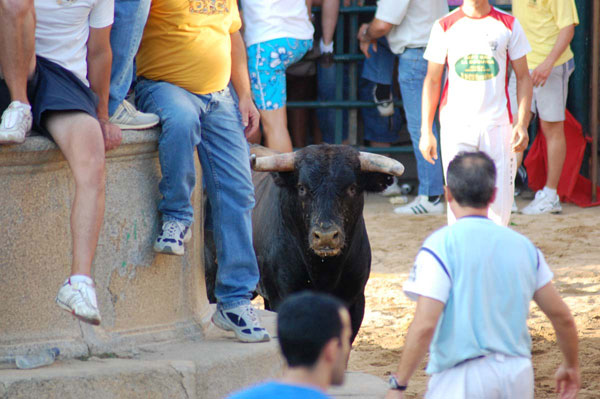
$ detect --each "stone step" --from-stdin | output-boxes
[329,372,388,399]
[0,310,283,399]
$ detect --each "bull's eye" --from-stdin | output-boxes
[347,184,358,196]
[297,184,308,197]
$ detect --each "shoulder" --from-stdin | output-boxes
[437,8,466,32]
[489,7,517,31]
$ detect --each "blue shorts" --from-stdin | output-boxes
[247,38,312,110]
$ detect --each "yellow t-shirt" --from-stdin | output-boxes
[136,0,241,95]
[512,0,578,69]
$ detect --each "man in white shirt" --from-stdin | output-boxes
[419,0,533,226]
[357,0,448,216]
[0,0,121,325]
[385,151,579,399]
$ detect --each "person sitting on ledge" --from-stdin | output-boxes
[0,0,122,325]
[227,292,352,399]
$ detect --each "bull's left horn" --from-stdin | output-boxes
[358,152,405,177]
[251,152,296,172]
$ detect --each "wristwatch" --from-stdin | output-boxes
[388,374,408,391]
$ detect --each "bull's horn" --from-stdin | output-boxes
[358,152,405,177]
[251,152,296,172]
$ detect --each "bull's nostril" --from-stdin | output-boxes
[333,232,339,240]
[314,232,321,240]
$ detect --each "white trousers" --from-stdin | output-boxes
[426,354,534,399]
[441,123,516,226]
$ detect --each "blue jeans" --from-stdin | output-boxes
[317,63,348,143]
[108,0,151,116]
[398,49,444,196]
[361,37,395,86]
[135,79,259,308]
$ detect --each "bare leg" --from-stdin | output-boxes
[46,112,106,277]
[260,107,293,153]
[0,0,36,103]
[319,0,339,46]
[540,119,566,190]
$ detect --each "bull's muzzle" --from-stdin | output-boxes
[309,225,344,257]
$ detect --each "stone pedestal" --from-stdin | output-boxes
[0,129,209,360]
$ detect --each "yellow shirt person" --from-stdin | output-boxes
[512,0,578,69]
[137,0,242,94]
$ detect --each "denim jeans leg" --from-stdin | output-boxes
[196,88,259,309]
[317,63,348,143]
[397,48,444,196]
[361,37,395,85]
[109,0,151,116]
[135,79,201,226]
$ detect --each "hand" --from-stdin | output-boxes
[238,95,260,141]
[555,363,580,399]
[384,389,404,399]
[357,23,377,58]
[531,59,553,87]
[419,130,438,165]
[511,123,528,153]
[98,119,122,152]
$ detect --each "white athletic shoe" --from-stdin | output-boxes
[520,190,562,215]
[109,100,160,130]
[154,220,192,256]
[511,199,518,213]
[55,278,101,326]
[373,85,394,117]
[394,195,444,215]
[0,101,32,144]
[212,303,271,343]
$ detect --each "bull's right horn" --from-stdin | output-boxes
[358,152,405,177]
[251,152,296,172]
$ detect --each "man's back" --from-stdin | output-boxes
[229,382,330,399]
[405,216,553,373]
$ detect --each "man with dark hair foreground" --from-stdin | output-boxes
[385,152,580,399]
[228,292,352,399]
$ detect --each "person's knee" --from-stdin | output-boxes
[0,0,33,18]
[71,123,107,191]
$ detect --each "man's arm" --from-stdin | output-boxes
[230,30,259,142]
[533,282,580,399]
[510,55,532,153]
[87,25,121,150]
[531,25,575,87]
[385,296,444,399]
[419,61,444,164]
[357,18,394,58]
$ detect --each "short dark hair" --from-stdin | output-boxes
[277,292,347,368]
[446,151,496,208]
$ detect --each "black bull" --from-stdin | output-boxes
[204,144,404,342]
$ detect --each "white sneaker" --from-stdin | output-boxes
[381,177,402,197]
[154,220,192,256]
[55,278,101,325]
[212,304,271,343]
[0,101,32,144]
[511,199,518,213]
[373,85,394,117]
[394,195,444,215]
[108,100,160,130]
[521,190,562,215]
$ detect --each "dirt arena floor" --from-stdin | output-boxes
[348,193,600,398]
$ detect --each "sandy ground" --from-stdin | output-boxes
[346,193,600,398]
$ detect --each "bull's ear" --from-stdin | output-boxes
[362,172,394,193]
[271,171,296,187]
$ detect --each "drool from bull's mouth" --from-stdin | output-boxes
[313,248,342,258]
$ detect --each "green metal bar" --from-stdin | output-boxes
[333,54,364,62]
[357,145,414,154]
[287,100,402,109]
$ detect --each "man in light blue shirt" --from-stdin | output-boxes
[227,292,352,399]
[385,151,580,399]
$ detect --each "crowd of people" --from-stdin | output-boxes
[0,0,582,398]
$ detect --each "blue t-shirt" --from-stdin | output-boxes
[228,382,331,399]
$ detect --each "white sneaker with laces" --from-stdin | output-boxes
[372,86,394,117]
[212,303,271,343]
[381,177,402,197]
[0,101,32,144]
[154,220,192,256]
[521,190,562,215]
[108,100,160,130]
[394,195,444,215]
[55,278,101,325]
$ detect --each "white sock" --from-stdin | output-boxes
[542,186,557,200]
[320,39,334,53]
[70,275,93,285]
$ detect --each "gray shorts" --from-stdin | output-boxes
[509,58,574,122]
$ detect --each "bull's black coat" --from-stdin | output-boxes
[205,145,394,342]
